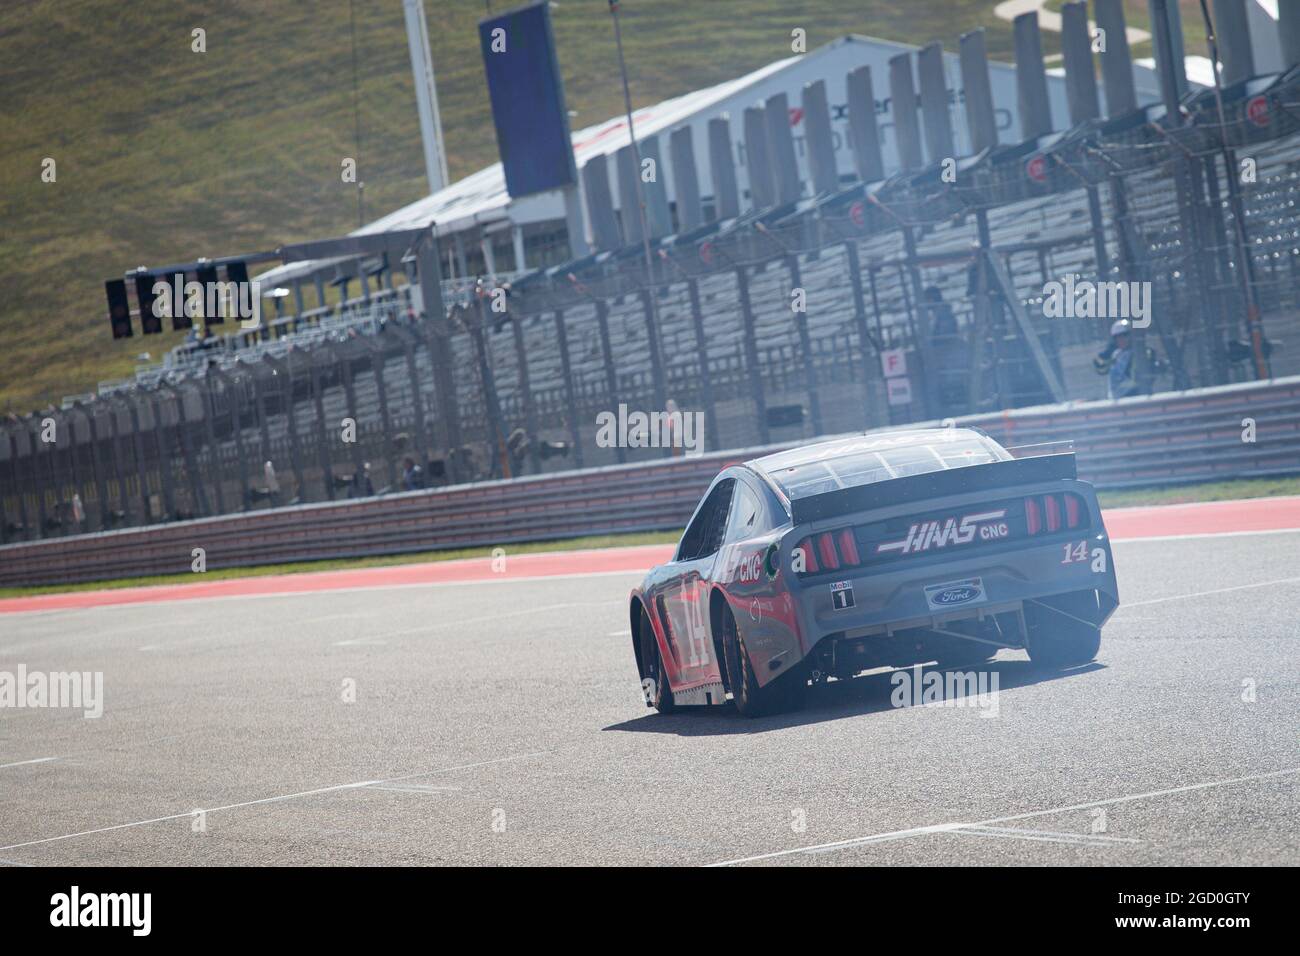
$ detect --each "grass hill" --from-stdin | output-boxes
[1,0,1170,413]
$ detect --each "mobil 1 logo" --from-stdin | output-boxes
[831,580,855,610]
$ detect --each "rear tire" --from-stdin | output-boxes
[1025,596,1102,669]
[638,607,676,714]
[720,603,806,717]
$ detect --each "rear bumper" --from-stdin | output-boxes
[790,530,1118,649]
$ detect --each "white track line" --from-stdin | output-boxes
[709,766,1300,866]
[0,751,547,853]
[949,825,1142,846]
[0,757,59,770]
[1115,527,1300,543]
[1119,576,1300,609]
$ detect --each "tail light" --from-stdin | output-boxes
[1044,494,1061,532]
[816,533,840,571]
[1025,492,1087,535]
[837,529,860,565]
[796,537,820,573]
[796,530,862,576]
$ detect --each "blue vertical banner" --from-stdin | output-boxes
[479,1,578,198]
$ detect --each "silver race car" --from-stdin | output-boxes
[629,428,1119,716]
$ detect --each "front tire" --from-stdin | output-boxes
[720,602,806,717]
[638,607,676,713]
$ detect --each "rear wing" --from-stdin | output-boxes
[790,453,1078,525]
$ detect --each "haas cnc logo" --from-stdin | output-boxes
[877,509,1008,555]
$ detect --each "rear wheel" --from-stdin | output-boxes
[1025,594,1102,669]
[638,607,676,713]
[720,603,806,717]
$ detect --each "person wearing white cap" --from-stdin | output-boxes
[1101,319,1138,400]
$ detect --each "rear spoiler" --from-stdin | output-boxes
[790,453,1078,525]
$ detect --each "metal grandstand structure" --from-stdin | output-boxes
[4,1,1300,543]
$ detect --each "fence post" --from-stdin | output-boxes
[310,355,334,500]
[335,344,365,482]
[639,289,669,446]
[108,399,131,524]
[126,395,153,523]
[149,391,177,521]
[215,367,251,510]
[508,311,543,473]
[898,229,936,419]
[25,418,48,538]
[553,309,585,468]
[422,318,462,480]
[75,402,108,532]
[251,363,274,486]
[785,254,824,435]
[735,266,771,445]
[395,330,431,479]
[0,424,13,543]
[685,279,720,451]
[368,339,398,490]
[594,299,626,464]
[164,385,204,519]
[843,241,879,423]
[201,370,228,514]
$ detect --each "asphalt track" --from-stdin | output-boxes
[0,498,1297,866]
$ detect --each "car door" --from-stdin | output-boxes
[653,477,735,686]
[716,473,803,683]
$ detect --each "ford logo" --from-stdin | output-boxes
[935,586,980,605]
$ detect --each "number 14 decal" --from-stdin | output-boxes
[1062,539,1108,573]
[1061,540,1089,563]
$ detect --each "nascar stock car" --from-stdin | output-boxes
[628,428,1119,716]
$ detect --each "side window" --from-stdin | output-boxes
[725,481,762,543]
[677,479,735,561]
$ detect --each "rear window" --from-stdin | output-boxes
[759,435,1006,500]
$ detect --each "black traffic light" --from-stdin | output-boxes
[226,260,251,325]
[196,264,221,324]
[170,273,192,331]
[134,272,163,334]
[106,279,132,339]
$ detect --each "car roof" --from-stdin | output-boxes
[748,428,1009,500]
